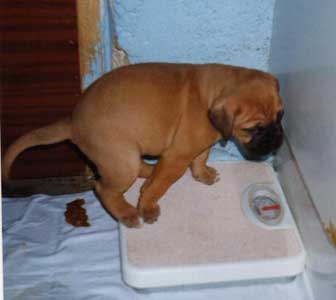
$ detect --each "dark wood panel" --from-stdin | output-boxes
[1,0,85,179]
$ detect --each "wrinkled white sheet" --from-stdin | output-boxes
[3,190,311,300]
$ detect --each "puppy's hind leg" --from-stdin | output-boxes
[94,146,141,228]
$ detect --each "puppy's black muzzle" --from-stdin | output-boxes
[238,123,284,161]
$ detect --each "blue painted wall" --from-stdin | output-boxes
[113,0,276,70]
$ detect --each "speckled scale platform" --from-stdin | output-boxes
[120,161,305,288]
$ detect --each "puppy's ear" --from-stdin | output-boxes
[208,96,236,141]
[272,76,280,92]
[275,78,280,92]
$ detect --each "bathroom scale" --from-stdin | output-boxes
[119,161,305,289]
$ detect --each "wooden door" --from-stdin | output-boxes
[1,0,85,179]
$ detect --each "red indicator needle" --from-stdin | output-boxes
[261,204,281,211]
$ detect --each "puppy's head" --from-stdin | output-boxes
[208,73,284,160]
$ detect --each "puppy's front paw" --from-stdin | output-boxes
[120,210,141,228]
[140,205,161,224]
[193,166,220,185]
[140,177,153,195]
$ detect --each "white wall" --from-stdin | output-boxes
[270,0,336,231]
[270,1,336,299]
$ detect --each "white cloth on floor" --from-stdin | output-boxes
[3,191,310,300]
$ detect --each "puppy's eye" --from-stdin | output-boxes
[242,125,263,134]
[243,127,256,133]
[277,110,284,122]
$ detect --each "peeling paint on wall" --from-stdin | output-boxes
[112,36,129,68]
[77,0,101,88]
[108,0,129,68]
[77,0,113,89]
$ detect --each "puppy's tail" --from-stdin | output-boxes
[2,117,72,181]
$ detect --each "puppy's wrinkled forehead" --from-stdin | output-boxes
[234,77,283,128]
